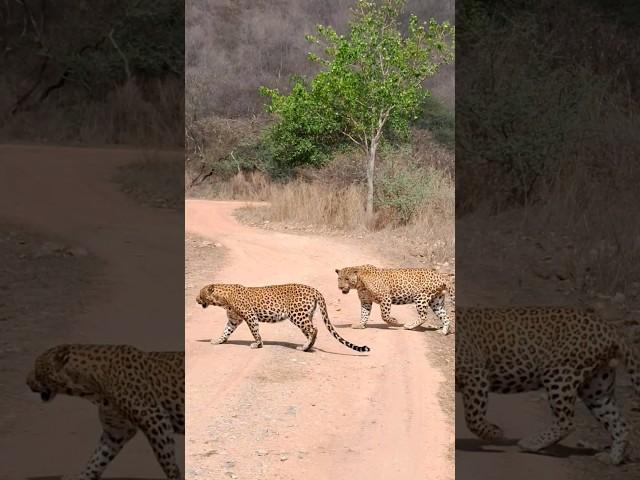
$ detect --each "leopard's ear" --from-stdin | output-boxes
[53,345,71,370]
[335,268,340,275]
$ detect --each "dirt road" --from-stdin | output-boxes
[0,145,184,480]
[455,223,640,480]
[185,200,454,480]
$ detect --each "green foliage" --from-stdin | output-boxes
[210,134,299,180]
[375,165,443,224]
[260,0,454,169]
[259,80,340,170]
[414,95,454,149]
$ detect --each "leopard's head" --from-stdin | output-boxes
[335,265,376,294]
[197,284,236,308]
[26,345,93,402]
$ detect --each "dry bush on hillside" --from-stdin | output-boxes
[231,166,454,263]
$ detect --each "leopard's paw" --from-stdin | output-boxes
[518,436,544,453]
[385,317,402,327]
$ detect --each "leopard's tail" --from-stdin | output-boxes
[316,293,370,353]
[618,337,640,397]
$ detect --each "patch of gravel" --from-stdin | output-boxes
[112,155,183,210]
[185,233,226,297]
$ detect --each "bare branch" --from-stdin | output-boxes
[107,29,131,79]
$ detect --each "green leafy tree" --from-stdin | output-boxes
[260,0,454,217]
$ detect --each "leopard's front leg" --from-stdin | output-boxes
[211,310,242,345]
[352,290,373,329]
[461,371,504,441]
[67,406,137,480]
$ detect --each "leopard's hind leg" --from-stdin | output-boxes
[429,292,451,335]
[292,310,318,351]
[138,410,181,479]
[379,296,402,327]
[579,364,629,464]
[404,292,438,330]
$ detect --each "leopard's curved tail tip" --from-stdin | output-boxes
[317,293,370,353]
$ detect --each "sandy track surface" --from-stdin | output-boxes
[455,222,640,480]
[185,200,453,480]
[0,145,184,480]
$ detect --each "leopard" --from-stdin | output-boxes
[335,264,455,334]
[196,283,370,353]
[455,306,640,465]
[26,344,184,479]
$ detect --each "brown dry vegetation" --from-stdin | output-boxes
[457,1,640,304]
[235,177,454,266]
[1,1,183,147]
[2,78,184,146]
[187,126,454,264]
[185,1,456,264]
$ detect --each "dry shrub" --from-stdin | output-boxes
[528,109,640,298]
[410,128,454,175]
[268,180,365,230]
[243,180,367,230]
[1,77,183,147]
[185,111,457,263]
[225,171,273,200]
[234,173,455,263]
[192,171,273,201]
[185,115,270,192]
[80,78,184,146]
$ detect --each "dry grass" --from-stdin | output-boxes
[189,170,273,201]
[1,78,183,147]
[79,78,184,147]
[457,105,640,307]
[224,171,455,264]
[185,117,456,264]
[528,109,640,299]
[246,180,367,230]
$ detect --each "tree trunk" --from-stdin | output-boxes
[366,140,377,219]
